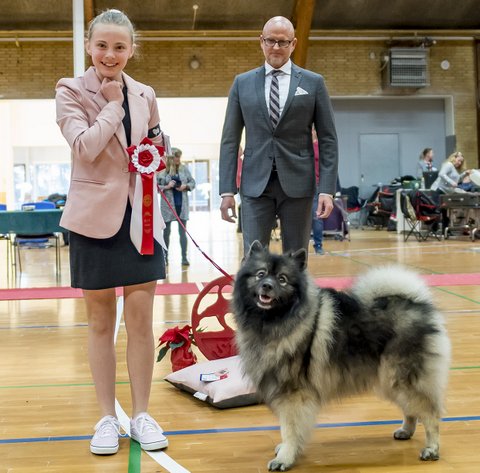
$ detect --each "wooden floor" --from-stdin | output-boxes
[1,212,479,472]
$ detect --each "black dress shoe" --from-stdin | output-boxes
[181,259,190,266]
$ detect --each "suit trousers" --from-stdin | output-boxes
[240,171,313,255]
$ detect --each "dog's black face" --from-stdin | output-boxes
[233,241,308,325]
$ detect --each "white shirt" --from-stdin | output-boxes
[264,60,292,116]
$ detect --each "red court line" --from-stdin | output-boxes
[0,273,478,301]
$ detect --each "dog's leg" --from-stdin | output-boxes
[419,415,440,461]
[390,389,441,460]
[393,415,417,440]
[267,394,318,471]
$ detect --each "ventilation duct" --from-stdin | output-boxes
[383,48,429,88]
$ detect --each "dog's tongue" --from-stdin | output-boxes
[260,294,272,304]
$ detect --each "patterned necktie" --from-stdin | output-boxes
[269,70,282,127]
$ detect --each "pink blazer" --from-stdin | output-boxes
[55,66,163,238]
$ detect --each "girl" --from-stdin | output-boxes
[55,9,168,455]
[157,148,196,266]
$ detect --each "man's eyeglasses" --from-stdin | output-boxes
[262,38,294,48]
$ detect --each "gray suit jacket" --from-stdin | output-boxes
[219,63,338,199]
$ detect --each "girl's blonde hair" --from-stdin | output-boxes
[87,9,136,43]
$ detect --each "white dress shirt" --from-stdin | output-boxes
[264,60,292,117]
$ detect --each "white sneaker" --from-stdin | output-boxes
[90,415,121,455]
[130,412,168,451]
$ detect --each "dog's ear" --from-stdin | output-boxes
[291,248,307,271]
[247,240,264,257]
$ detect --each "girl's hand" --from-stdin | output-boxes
[100,78,123,104]
[178,184,187,191]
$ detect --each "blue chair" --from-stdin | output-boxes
[14,201,61,279]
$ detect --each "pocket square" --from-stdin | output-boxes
[294,87,309,96]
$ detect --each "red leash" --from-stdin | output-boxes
[158,187,234,281]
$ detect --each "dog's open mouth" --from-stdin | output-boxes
[257,293,274,309]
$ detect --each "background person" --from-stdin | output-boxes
[157,148,196,266]
[311,128,324,255]
[219,16,338,256]
[431,151,470,194]
[416,147,437,178]
[431,151,471,230]
[55,9,168,456]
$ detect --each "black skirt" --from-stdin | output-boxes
[69,202,166,290]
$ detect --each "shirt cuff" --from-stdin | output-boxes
[221,193,235,197]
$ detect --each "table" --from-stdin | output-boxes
[0,209,64,278]
[0,209,64,234]
[440,193,480,241]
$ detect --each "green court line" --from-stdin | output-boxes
[0,381,130,389]
[0,366,477,391]
[128,438,142,473]
[434,286,480,305]
[0,380,166,389]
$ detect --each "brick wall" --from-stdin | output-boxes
[0,37,477,163]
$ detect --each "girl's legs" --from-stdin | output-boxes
[123,280,157,416]
[83,288,118,417]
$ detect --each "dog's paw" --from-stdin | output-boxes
[268,458,290,471]
[420,447,439,461]
[393,428,413,440]
[268,444,295,471]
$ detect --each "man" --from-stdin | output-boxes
[219,16,338,255]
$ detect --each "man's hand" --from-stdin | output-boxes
[220,196,237,223]
[316,194,334,219]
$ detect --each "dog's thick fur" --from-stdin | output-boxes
[232,241,451,471]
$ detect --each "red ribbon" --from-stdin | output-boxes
[126,137,165,255]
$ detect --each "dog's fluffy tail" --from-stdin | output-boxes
[351,265,433,306]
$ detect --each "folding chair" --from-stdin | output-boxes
[400,190,441,242]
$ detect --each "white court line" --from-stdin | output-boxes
[331,242,470,254]
[114,296,191,473]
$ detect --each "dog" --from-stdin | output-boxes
[232,241,451,471]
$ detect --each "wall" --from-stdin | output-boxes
[0,35,477,205]
[0,36,476,164]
